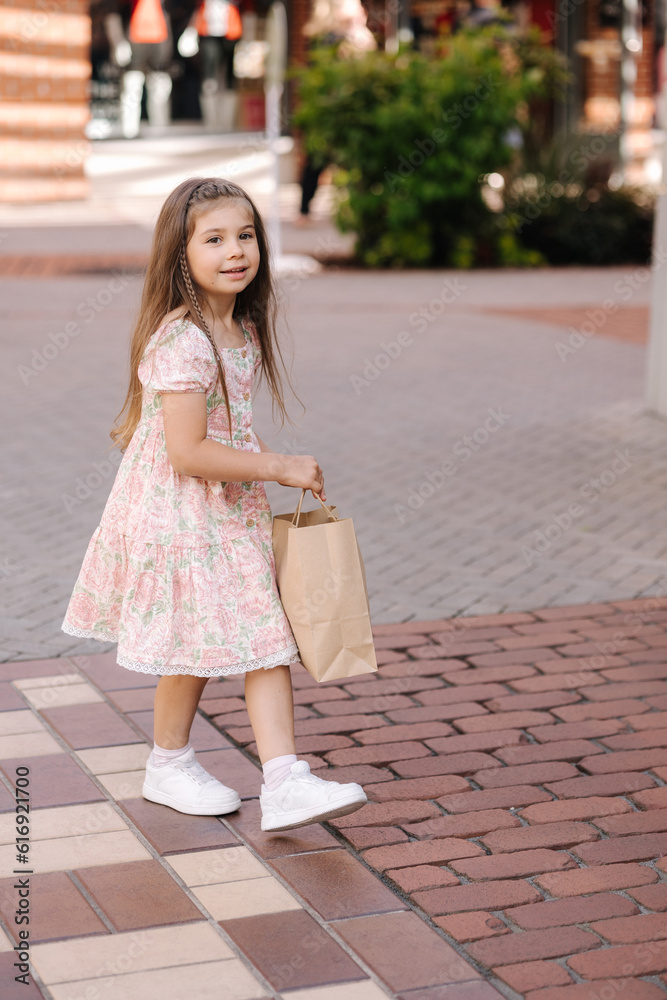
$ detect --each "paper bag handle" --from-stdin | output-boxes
[292,488,340,526]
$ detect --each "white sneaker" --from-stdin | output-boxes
[142,747,241,816]
[260,760,367,832]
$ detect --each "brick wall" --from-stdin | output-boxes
[288,0,309,66]
[0,0,91,202]
[583,0,655,129]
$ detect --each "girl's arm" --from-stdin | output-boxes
[255,433,273,454]
[254,433,327,501]
[162,393,325,497]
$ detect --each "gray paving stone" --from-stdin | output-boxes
[1,149,666,659]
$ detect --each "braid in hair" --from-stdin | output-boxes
[179,247,233,440]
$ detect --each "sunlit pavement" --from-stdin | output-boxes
[0,130,340,233]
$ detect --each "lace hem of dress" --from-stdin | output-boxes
[62,622,117,642]
[61,622,301,677]
[116,643,301,677]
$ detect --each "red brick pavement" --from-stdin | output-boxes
[9,596,667,997]
[198,596,667,997]
[0,254,148,276]
[480,307,649,346]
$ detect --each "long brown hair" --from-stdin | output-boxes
[111,177,295,452]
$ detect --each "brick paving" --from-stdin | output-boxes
[482,307,649,346]
[0,651,491,999]
[3,599,667,996]
[0,254,148,277]
[198,595,667,998]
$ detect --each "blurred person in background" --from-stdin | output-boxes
[295,0,376,225]
[461,0,504,28]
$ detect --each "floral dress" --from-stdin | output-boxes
[61,316,300,677]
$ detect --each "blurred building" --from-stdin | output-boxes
[0,0,662,202]
[0,0,91,201]
[402,0,661,182]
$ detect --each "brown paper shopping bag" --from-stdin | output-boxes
[272,489,378,682]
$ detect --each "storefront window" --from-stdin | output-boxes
[88,0,273,138]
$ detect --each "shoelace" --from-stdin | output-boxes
[174,756,214,787]
[286,766,338,789]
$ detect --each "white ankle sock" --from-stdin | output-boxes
[263,753,297,791]
[150,741,191,768]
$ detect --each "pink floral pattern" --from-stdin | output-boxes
[62,317,299,677]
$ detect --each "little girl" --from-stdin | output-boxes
[61,176,367,833]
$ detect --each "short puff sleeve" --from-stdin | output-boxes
[139,321,217,394]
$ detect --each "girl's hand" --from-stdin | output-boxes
[277,455,326,502]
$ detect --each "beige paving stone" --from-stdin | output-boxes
[96,770,145,799]
[0,802,129,845]
[168,846,268,887]
[12,674,83,690]
[192,875,302,920]
[32,923,235,984]
[47,959,266,1000]
[77,744,149,774]
[0,731,64,758]
[0,710,46,736]
[21,682,104,710]
[0,830,150,873]
[0,926,13,952]
[282,982,391,1000]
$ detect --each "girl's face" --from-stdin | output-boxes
[186,198,260,300]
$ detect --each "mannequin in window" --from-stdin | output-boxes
[106,0,173,138]
[178,0,242,130]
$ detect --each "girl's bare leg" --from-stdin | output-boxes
[244,664,296,764]
[153,675,209,748]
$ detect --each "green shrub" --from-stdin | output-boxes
[500,136,655,265]
[291,28,565,267]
